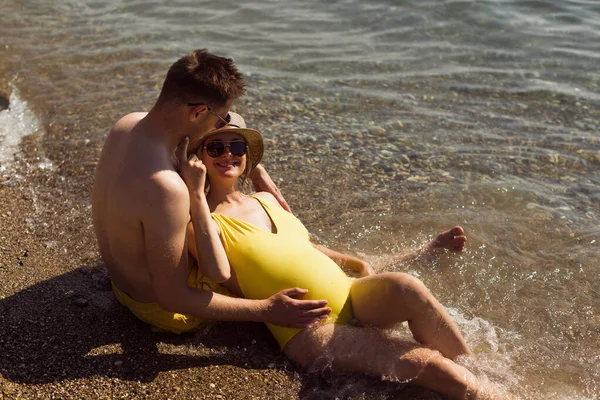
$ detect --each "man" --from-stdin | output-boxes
[92,49,331,334]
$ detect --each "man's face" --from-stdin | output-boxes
[188,98,233,151]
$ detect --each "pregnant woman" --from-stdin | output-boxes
[179,112,492,400]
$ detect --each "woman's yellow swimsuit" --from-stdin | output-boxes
[211,196,354,349]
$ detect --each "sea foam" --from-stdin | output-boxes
[0,84,42,171]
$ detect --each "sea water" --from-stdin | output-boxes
[0,84,42,171]
[0,0,598,398]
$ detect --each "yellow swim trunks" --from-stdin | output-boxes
[112,264,233,334]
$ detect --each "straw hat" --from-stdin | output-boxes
[196,112,263,170]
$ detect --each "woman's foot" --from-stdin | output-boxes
[424,226,467,252]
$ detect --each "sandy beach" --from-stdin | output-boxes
[2,1,599,398]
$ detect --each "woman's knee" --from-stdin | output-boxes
[382,272,433,306]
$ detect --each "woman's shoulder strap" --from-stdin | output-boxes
[251,192,280,209]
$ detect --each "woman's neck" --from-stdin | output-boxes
[206,181,244,210]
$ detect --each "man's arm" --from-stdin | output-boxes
[249,164,291,212]
[141,171,330,327]
[140,137,331,328]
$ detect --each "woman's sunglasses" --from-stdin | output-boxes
[205,141,247,158]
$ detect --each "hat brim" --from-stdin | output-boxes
[196,127,263,171]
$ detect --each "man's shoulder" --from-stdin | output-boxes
[111,112,148,134]
[136,170,190,230]
[145,169,189,205]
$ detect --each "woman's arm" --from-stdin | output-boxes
[249,164,291,212]
[187,221,199,261]
[187,196,231,283]
[190,193,231,283]
[178,138,231,283]
[313,244,375,277]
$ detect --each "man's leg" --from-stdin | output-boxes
[350,272,472,360]
[284,324,482,400]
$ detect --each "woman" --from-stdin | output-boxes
[179,113,492,399]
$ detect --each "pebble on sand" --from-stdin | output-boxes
[368,126,386,136]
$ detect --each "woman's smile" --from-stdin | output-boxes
[214,159,242,171]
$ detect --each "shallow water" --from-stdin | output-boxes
[1,0,599,398]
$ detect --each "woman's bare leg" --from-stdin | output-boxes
[284,324,485,400]
[383,226,468,266]
[350,272,472,359]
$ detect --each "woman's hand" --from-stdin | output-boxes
[356,261,376,277]
[344,258,375,277]
[313,244,376,277]
[176,137,206,196]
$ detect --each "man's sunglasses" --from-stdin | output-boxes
[188,103,231,129]
[205,141,247,158]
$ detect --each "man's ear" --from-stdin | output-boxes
[189,104,208,121]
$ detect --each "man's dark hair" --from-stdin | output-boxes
[157,49,246,106]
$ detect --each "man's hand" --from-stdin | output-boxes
[176,137,206,195]
[249,164,291,212]
[261,288,331,328]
